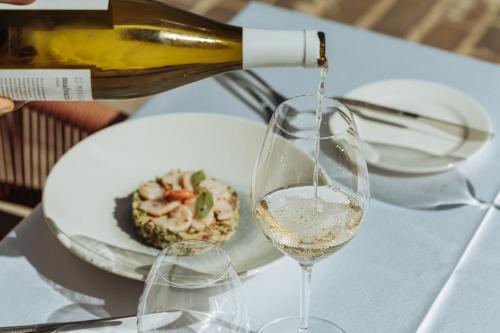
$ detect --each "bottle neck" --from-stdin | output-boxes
[242,28,325,69]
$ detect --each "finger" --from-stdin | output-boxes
[13,101,28,110]
[0,98,15,115]
[0,0,35,4]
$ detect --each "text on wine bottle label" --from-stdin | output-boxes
[0,0,109,10]
[0,70,93,101]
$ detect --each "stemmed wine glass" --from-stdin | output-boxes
[137,240,250,332]
[251,95,370,332]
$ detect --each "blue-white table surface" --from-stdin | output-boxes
[2,3,500,332]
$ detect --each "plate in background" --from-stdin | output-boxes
[345,79,492,174]
[43,113,283,281]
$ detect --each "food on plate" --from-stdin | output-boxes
[132,169,239,248]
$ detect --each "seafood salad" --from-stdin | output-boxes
[132,169,239,248]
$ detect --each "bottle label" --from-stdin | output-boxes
[0,0,109,10]
[0,70,93,101]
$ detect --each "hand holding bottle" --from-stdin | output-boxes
[0,0,35,115]
[0,0,325,103]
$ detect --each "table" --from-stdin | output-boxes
[2,3,500,332]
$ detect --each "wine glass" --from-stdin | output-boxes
[251,95,370,332]
[137,240,250,333]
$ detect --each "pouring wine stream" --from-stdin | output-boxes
[313,63,329,212]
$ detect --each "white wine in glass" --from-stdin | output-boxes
[252,95,370,332]
[255,184,363,265]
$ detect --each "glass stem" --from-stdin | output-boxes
[299,264,313,331]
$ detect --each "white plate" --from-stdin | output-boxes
[43,113,283,281]
[345,79,492,173]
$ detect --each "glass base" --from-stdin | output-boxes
[258,316,346,333]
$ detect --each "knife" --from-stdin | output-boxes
[0,310,252,333]
[0,315,133,333]
[336,97,493,141]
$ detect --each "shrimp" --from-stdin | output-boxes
[199,179,230,200]
[161,170,182,190]
[139,200,181,217]
[139,181,164,200]
[214,200,233,221]
[153,205,193,232]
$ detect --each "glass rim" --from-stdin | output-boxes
[273,94,354,141]
[258,316,346,332]
[157,240,233,289]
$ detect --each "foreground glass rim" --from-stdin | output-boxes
[258,316,346,332]
[156,240,233,289]
[273,94,354,141]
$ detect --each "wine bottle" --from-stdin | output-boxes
[0,0,326,101]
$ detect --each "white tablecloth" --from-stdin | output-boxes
[2,3,500,332]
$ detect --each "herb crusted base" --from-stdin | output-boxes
[132,174,240,249]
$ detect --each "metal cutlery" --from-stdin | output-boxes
[0,315,134,332]
[214,71,279,122]
[336,97,493,141]
[218,70,493,141]
[216,70,496,210]
[0,310,254,333]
